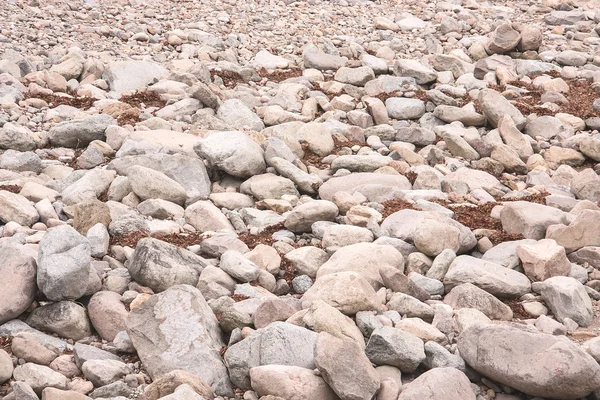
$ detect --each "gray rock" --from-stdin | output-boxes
[127,238,207,292]
[478,89,526,129]
[303,47,347,71]
[500,201,568,240]
[386,98,426,120]
[485,23,521,54]
[0,242,37,324]
[73,343,122,369]
[444,283,513,320]
[12,363,68,395]
[540,276,593,327]
[458,323,600,399]
[48,114,115,148]
[365,326,425,372]
[0,150,42,173]
[38,225,91,301]
[220,250,260,282]
[318,172,411,202]
[82,359,130,387]
[315,332,380,400]
[217,99,265,131]
[0,122,38,151]
[127,285,232,396]
[0,190,39,226]
[103,60,168,95]
[284,200,338,233]
[224,321,318,389]
[128,165,187,205]
[423,341,466,371]
[194,131,266,178]
[0,349,12,384]
[394,59,437,84]
[250,365,338,400]
[334,66,375,86]
[26,301,92,341]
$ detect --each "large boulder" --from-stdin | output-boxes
[478,89,526,129]
[318,172,411,201]
[37,226,91,301]
[103,60,168,95]
[443,256,531,298]
[126,285,232,396]
[127,165,187,206]
[0,242,37,324]
[458,323,600,399]
[316,243,404,290]
[194,131,266,178]
[500,201,568,240]
[48,114,115,148]
[224,322,318,390]
[127,238,207,292]
[547,209,600,252]
[539,276,593,327]
[516,239,571,282]
[0,190,39,226]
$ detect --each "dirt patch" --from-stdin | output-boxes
[372,89,403,103]
[119,90,166,109]
[380,198,417,219]
[0,184,20,193]
[210,69,245,89]
[257,67,303,83]
[503,299,531,320]
[300,137,367,170]
[24,92,96,110]
[238,222,286,249]
[404,170,418,185]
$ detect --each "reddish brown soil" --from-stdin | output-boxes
[257,67,303,82]
[503,299,531,320]
[238,222,286,249]
[24,92,96,110]
[0,185,20,193]
[210,70,245,88]
[119,90,166,109]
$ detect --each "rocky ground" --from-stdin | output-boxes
[1,0,600,398]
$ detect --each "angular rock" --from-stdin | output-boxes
[516,239,571,282]
[48,114,115,148]
[0,242,37,324]
[398,368,475,400]
[365,326,425,372]
[250,365,338,400]
[444,283,513,320]
[540,276,593,327]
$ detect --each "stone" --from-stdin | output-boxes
[301,271,382,315]
[394,59,437,84]
[303,300,365,349]
[516,239,571,282]
[128,165,187,205]
[48,114,115,148]
[458,323,600,399]
[546,210,600,252]
[284,200,338,233]
[398,368,475,400]
[12,363,68,395]
[128,238,207,293]
[73,343,122,369]
[0,190,38,226]
[540,276,593,327]
[525,116,565,140]
[316,243,404,290]
[73,198,111,236]
[81,359,130,387]
[250,365,338,400]
[303,46,347,71]
[423,341,465,371]
[444,283,513,320]
[224,322,317,389]
[0,349,13,384]
[380,266,431,302]
[500,201,567,240]
[314,332,380,400]
[413,219,461,257]
[217,99,264,131]
[386,292,434,321]
[184,200,235,233]
[62,169,116,206]
[127,285,232,396]
[40,388,91,400]
[220,250,260,282]
[318,172,411,201]
[284,247,329,277]
[478,89,526,129]
[365,326,425,372]
[485,23,521,54]
[385,98,426,120]
[0,242,37,324]
[240,173,299,200]
[142,369,215,400]
[103,60,168,95]
[88,291,128,342]
[334,66,375,86]
[443,255,531,298]
[0,122,38,151]
[37,225,91,301]
[26,301,92,341]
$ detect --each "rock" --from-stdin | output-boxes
[301,271,382,315]
[48,114,115,147]
[334,66,375,86]
[380,266,431,302]
[194,131,266,178]
[40,388,91,400]
[394,59,437,84]
[500,201,567,240]
[284,200,338,233]
[546,209,600,252]
[423,341,465,371]
[13,363,68,395]
[26,301,92,341]
[250,365,338,400]
[525,116,565,140]
[220,250,260,282]
[38,225,91,301]
[540,276,593,327]
[385,98,426,120]
[128,238,207,293]
[315,332,380,400]
[316,243,404,290]
[0,242,37,324]
[401,369,475,400]
[0,349,13,384]
[88,291,128,342]
[127,285,232,396]
[413,218,461,256]
[73,198,111,236]
[516,239,571,282]
[128,165,187,205]
[458,323,600,399]
[478,89,526,129]
[303,46,347,71]
[284,246,329,277]
[81,359,130,387]
[0,122,39,151]
[73,343,122,369]
[443,255,531,298]
[62,169,116,206]
[303,299,365,349]
[519,28,543,51]
[103,60,168,95]
[217,99,264,131]
[318,172,411,202]
[485,23,521,54]
[240,173,299,200]
[444,283,513,320]
[0,190,39,226]
[365,326,425,372]
[184,200,235,233]
[579,137,600,162]
[224,322,317,389]
[387,292,434,321]
[142,369,215,400]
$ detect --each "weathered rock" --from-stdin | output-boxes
[386,98,426,120]
[12,363,68,395]
[142,369,215,400]
[250,365,338,400]
[315,332,380,400]
[478,89,526,129]
[500,201,568,240]
[127,285,231,395]
[128,238,207,293]
[103,60,168,95]
[546,209,600,252]
[128,165,187,205]
[398,368,475,400]
[88,291,128,342]
[365,326,425,372]
[26,301,92,341]
[284,200,338,233]
[539,276,593,327]
[48,114,115,148]
[0,242,37,324]
[444,283,513,320]
[516,239,571,282]
[458,323,600,399]
[485,23,521,54]
[0,190,38,226]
